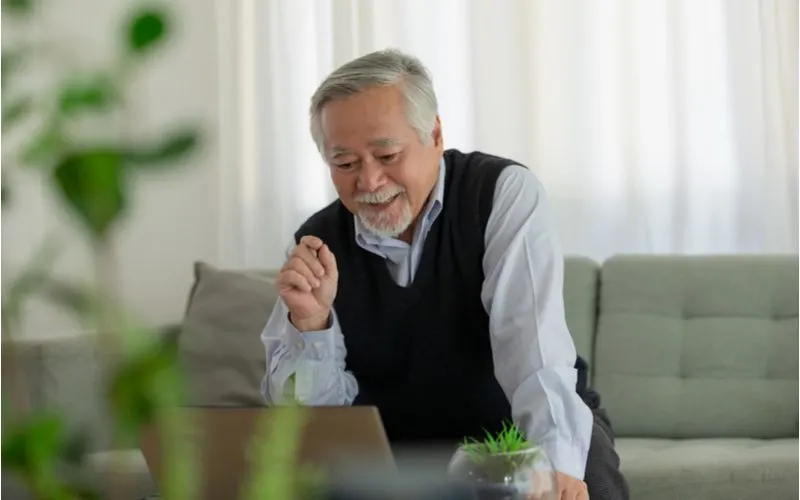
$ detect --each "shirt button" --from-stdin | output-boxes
[295,341,304,350]
[313,341,323,349]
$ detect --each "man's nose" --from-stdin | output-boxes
[357,161,385,192]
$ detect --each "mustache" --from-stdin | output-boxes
[355,186,405,204]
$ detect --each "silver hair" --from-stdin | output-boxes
[309,48,439,153]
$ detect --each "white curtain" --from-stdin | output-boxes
[217,0,798,270]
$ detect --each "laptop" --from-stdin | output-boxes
[139,405,396,500]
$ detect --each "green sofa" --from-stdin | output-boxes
[566,255,798,499]
[3,255,798,499]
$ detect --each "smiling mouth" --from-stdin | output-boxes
[363,193,401,207]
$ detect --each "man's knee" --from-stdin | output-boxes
[584,416,630,500]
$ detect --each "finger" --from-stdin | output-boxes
[292,244,326,278]
[523,490,545,500]
[277,268,313,293]
[556,482,568,500]
[318,244,338,280]
[299,235,324,251]
[565,485,585,500]
[525,470,552,500]
[285,256,321,288]
[575,480,588,500]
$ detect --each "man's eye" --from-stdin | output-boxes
[335,162,356,171]
[379,153,399,163]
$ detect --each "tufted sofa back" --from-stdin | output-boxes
[593,255,799,439]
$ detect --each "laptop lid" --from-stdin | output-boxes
[139,406,395,500]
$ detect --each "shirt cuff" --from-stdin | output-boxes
[540,438,589,481]
[282,312,337,360]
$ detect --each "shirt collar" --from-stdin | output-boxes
[354,157,446,246]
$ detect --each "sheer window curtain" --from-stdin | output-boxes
[216,0,798,270]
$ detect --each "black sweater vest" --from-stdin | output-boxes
[295,149,515,444]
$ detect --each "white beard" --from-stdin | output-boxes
[355,187,413,238]
[357,197,413,238]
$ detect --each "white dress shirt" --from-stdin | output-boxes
[260,160,594,479]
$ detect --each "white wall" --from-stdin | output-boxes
[2,0,225,338]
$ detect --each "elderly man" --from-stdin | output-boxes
[260,49,629,500]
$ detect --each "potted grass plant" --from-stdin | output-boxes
[447,422,557,500]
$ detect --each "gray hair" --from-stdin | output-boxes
[309,48,439,153]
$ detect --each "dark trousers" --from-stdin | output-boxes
[576,356,630,500]
[583,408,630,500]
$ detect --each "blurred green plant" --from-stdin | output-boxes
[1,1,311,499]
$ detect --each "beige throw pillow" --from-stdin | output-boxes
[178,262,279,407]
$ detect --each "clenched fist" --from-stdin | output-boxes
[277,235,338,331]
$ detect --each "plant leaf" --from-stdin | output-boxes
[242,405,309,500]
[3,95,33,131]
[2,413,64,470]
[2,412,97,499]
[20,125,63,168]
[2,48,28,92]
[1,236,60,334]
[125,127,200,167]
[126,9,168,55]
[39,277,96,318]
[58,73,117,115]
[107,332,181,444]
[52,149,127,238]
[2,0,33,16]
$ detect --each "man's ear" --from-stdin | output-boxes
[432,115,444,151]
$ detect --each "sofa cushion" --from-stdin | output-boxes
[2,334,119,452]
[178,262,277,407]
[563,257,600,368]
[617,437,799,500]
[594,255,799,438]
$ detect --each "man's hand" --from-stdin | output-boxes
[277,235,338,331]
[554,472,588,500]
[525,471,587,500]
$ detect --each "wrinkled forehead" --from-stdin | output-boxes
[328,138,405,159]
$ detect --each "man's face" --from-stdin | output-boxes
[319,84,443,240]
